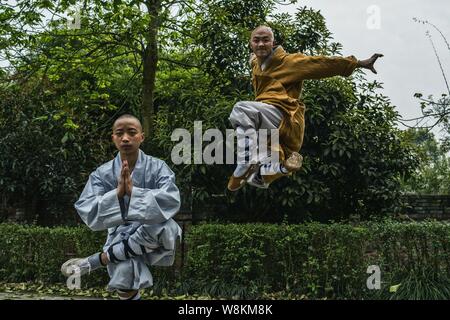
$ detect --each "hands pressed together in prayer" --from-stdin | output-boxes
[357,53,384,74]
[117,160,133,198]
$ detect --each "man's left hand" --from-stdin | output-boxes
[358,53,384,74]
[122,160,133,197]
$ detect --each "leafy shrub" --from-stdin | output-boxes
[185,220,450,299]
[2,220,449,299]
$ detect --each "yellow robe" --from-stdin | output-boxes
[251,46,358,161]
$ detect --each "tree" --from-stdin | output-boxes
[401,128,450,195]
[0,0,297,141]
[399,19,450,147]
[1,3,418,224]
[0,77,113,224]
[0,0,196,139]
[152,6,419,221]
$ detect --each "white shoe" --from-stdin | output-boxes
[227,164,259,191]
[61,258,92,277]
[247,169,270,189]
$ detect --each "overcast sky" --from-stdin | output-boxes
[277,0,450,138]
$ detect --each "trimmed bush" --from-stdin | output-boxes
[184,220,450,299]
[0,224,107,286]
[1,220,450,299]
[0,224,176,290]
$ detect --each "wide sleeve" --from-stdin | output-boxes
[292,53,358,80]
[74,170,125,231]
[126,161,181,224]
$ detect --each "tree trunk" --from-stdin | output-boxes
[24,192,39,223]
[142,0,162,140]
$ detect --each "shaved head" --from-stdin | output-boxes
[112,114,142,132]
[251,25,274,40]
[111,113,144,155]
[250,25,275,61]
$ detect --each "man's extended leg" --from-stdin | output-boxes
[61,252,106,277]
[61,254,141,300]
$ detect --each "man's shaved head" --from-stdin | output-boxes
[250,25,275,61]
[251,25,274,40]
[112,114,142,132]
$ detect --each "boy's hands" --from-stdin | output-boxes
[357,53,384,74]
[117,160,133,198]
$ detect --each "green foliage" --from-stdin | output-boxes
[2,221,450,299]
[185,220,450,299]
[1,2,419,223]
[0,13,142,223]
[383,270,450,300]
[0,223,107,286]
[0,282,216,300]
[0,76,115,224]
[271,6,342,55]
[0,223,177,289]
[153,6,419,221]
[400,128,450,194]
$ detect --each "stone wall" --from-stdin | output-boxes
[402,194,450,220]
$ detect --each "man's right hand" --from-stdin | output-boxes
[116,160,127,198]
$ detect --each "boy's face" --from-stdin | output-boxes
[111,118,144,155]
[250,28,274,60]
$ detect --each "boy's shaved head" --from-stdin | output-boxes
[112,114,142,132]
[111,114,144,155]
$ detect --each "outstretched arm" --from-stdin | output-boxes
[292,52,383,80]
[293,54,358,80]
[357,53,384,74]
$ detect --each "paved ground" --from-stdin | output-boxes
[0,292,112,300]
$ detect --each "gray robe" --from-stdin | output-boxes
[75,149,182,290]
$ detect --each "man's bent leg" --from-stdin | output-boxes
[229,102,299,188]
[105,220,181,293]
[107,258,152,292]
[106,219,181,266]
[228,101,283,191]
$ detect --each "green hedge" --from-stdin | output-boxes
[1,221,450,299]
[184,220,450,299]
[0,224,107,287]
[0,224,177,291]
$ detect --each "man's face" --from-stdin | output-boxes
[111,118,144,155]
[250,28,274,60]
